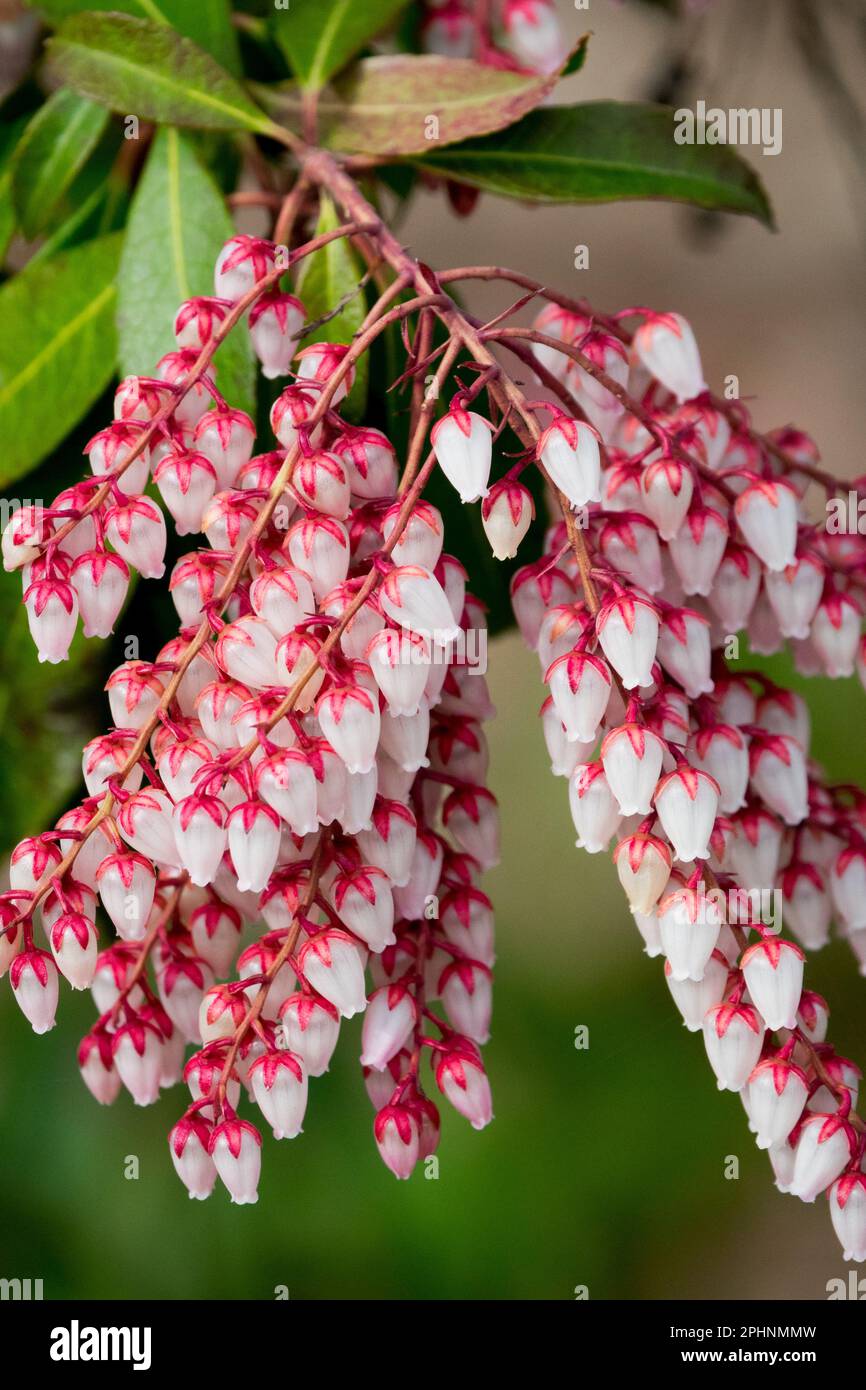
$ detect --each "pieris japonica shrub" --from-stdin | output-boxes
[1,0,862,1267]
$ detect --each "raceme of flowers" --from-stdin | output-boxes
[1,232,497,1202]
[2,163,866,1267]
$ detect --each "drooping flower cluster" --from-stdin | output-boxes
[1,231,498,1201]
[3,134,866,1266]
[511,298,866,1261]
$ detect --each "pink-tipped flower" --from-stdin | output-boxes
[546,649,611,745]
[431,406,493,503]
[174,295,231,350]
[270,383,320,450]
[741,937,804,1031]
[172,794,229,888]
[279,993,340,1077]
[657,607,714,698]
[361,984,418,1070]
[614,832,672,915]
[111,1020,163,1105]
[664,951,728,1032]
[333,426,398,500]
[668,502,728,596]
[2,504,50,571]
[78,1030,121,1105]
[654,767,720,863]
[657,887,723,983]
[746,1056,809,1151]
[255,748,319,837]
[214,235,276,300]
[748,733,808,826]
[596,593,659,690]
[297,929,367,1019]
[11,949,59,1033]
[435,1041,493,1129]
[537,416,601,509]
[829,1172,866,1262]
[50,911,98,990]
[169,1113,217,1200]
[569,761,622,853]
[249,290,305,378]
[497,0,567,75]
[439,959,492,1044]
[442,786,499,869]
[690,724,748,816]
[481,479,533,560]
[641,455,694,541]
[764,554,824,640]
[380,564,460,646]
[209,1116,262,1203]
[333,866,395,952]
[95,852,156,942]
[366,628,430,718]
[85,421,150,493]
[152,449,217,535]
[316,684,381,775]
[601,722,665,816]
[215,615,279,690]
[734,478,799,572]
[295,342,355,406]
[374,1102,420,1180]
[23,576,77,663]
[249,1051,308,1139]
[104,495,167,579]
[227,800,281,893]
[702,1001,765,1092]
[357,799,418,887]
[790,1113,857,1203]
[632,311,706,402]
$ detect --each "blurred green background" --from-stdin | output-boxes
[1,0,865,1300]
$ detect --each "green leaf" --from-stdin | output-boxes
[0,234,122,487]
[295,195,368,421]
[562,33,590,77]
[117,127,255,414]
[11,88,109,239]
[31,0,242,74]
[256,54,560,156]
[413,101,775,225]
[45,13,274,133]
[0,115,29,263]
[272,0,409,91]
[0,586,103,843]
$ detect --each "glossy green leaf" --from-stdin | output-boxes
[413,101,774,225]
[11,88,109,238]
[272,0,409,91]
[117,127,255,414]
[0,586,103,843]
[0,115,28,263]
[295,195,367,421]
[257,54,560,156]
[32,0,242,74]
[45,14,273,133]
[0,234,122,486]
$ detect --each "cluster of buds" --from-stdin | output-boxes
[1,231,498,1201]
[504,297,866,1263]
[4,136,866,1264]
[421,1,568,78]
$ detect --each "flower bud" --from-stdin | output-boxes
[431,406,493,503]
